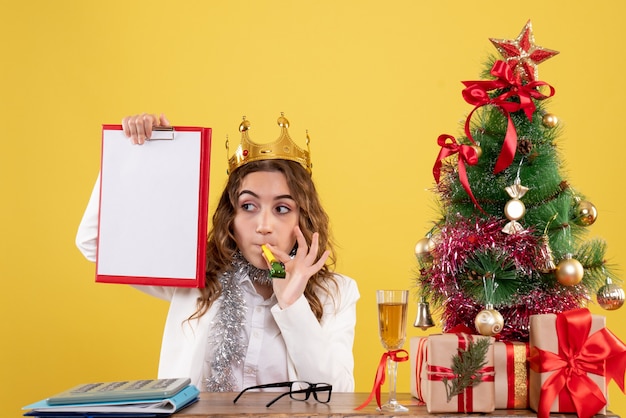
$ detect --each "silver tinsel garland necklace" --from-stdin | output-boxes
[205,251,272,392]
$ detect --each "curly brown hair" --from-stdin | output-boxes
[190,159,337,321]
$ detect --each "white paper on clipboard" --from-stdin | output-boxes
[96,125,211,287]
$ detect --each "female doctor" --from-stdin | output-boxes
[75,113,360,393]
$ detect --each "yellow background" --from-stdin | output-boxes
[2,1,625,416]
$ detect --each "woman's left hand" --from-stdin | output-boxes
[270,226,329,309]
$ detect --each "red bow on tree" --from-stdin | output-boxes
[461,60,555,174]
[433,134,484,213]
[528,308,626,418]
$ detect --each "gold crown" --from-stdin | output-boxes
[226,113,312,174]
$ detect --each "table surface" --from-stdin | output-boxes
[172,392,619,417]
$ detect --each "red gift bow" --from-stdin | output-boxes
[355,349,408,410]
[426,333,495,413]
[528,308,626,418]
[432,134,484,213]
[461,60,555,174]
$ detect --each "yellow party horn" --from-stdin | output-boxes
[261,244,286,279]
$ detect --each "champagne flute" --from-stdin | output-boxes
[376,289,409,412]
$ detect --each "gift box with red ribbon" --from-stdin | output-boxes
[493,340,529,409]
[528,308,626,418]
[424,333,495,413]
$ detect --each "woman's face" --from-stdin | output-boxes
[233,170,300,270]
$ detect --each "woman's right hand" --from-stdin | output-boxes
[121,113,170,145]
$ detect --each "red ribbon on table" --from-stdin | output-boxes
[426,333,495,413]
[528,308,626,418]
[355,349,408,410]
[432,134,484,213]
[461,60,555,174]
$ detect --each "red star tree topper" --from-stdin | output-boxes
[489,20,559,82]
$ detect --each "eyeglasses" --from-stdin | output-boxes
[233,381,333,407]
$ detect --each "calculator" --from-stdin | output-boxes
[46,378,191,405]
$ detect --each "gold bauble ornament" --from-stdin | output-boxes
[597,277,625,310]
[474,305,504,337]
[415,237,435,258]
[542,113,558,128]
[574,200,598,227]
[555,255,584,286]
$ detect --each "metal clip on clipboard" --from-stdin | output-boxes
[149,126,175,140]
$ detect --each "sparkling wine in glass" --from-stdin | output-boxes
[376,289,409,412]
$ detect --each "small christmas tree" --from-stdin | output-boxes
[415,20,624,341]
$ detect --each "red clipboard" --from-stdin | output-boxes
[95,124,211,287]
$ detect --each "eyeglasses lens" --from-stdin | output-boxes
[289,382,311,401]
[313,386,332,403]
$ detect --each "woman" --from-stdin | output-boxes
[76,113,360,392]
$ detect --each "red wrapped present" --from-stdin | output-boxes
[529,308,626,418]
[493,341,529,409]
[425,333,495,413]
[409,336,428,402]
